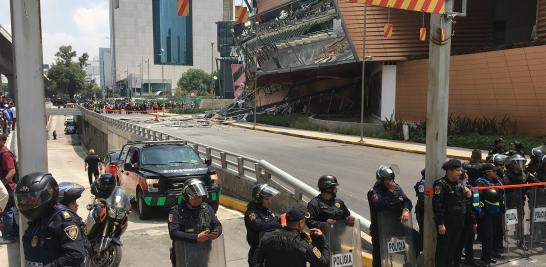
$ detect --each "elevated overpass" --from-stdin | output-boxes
[0,24,14,96]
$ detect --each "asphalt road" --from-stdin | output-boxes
[105,113,426,219]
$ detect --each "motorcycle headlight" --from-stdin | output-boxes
[146,178,160,192]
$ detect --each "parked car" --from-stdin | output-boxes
[104,151,121,177]
[116,141,221,219]
[64,121,76,135]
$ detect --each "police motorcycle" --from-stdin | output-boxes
[85,175,131,267]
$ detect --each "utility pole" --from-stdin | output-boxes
[423,1,454,266]
[147,59,150,96]
[359,3,367,142]
[160,49,165,95]
[211,41,215,110]
[140,57,143,96]
[10,0,48,265]
[125,67,129,98]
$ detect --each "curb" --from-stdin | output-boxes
[219,194,373,267]
[229,123,476,160]
[219,195,247,213]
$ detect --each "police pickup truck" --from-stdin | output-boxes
[115,141,221,219]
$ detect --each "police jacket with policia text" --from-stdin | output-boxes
[432,176,467,226]
[23,204,87,267]
[244,201,281,248]
[250,227,330,267]
[306,195,350,230]
[167,202,222,243]
[367,183,413,233]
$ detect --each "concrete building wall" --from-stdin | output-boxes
[112,0,224,95]
[395,45,546,135]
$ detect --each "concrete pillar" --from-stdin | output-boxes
[6,74,15,98]
[380,64,396,121]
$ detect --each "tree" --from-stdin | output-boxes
[177,69,212,96]
[54,45,77,66]
[78,53,89,68]
[48,45,88,99]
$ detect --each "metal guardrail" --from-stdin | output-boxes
[77,106,372,235]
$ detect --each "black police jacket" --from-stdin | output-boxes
[432,177,467,226]
[244,201,281,248]
[463,161,484,183]
[250,227,330,267]
[306,195,350,230]
[367,183,412,233]
[168,202,222,243]
[23,204,87,267]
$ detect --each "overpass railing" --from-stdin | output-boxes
[78,106,372,235]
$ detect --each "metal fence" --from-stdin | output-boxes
[77,106,372,234]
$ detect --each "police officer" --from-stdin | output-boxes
[244,184,281,265]
[508,141,526,157]
[490,154,510,178]
[464,149,484,183]
[250,206,330,267]
[368,165,413,267]
[307,175,354,231]
[433,159,472,267]
[168,178,222,266]
[476,163,504,266]
[534,155,546,181]
[414,168,425,253]
[527,147,544,174]
[487,138,506,160]
[15,172,87,266]
[455,170,480,267]
[503,154,528,250]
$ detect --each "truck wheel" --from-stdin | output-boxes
[137,190,152,220]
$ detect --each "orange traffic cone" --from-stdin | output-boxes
[154,114,160,122]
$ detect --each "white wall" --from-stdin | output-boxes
[112,0,223,95]
[380,64,396,121]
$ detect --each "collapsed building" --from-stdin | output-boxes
[230,0,546,135]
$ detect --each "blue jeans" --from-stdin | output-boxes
[2,202,16,241]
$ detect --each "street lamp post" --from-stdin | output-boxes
[160,48,165,96]
[360,3,368,143]
[145,59,150,96]
[125,67,129,98]
[211,41,216,110]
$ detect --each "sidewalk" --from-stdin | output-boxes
[229,122,488,160]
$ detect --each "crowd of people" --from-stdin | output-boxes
[79,98,193,114]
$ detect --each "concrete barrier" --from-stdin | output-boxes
[308,115,384,134]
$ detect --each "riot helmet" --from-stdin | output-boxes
[15,172,59,221]
[317,175,339,192]
[58,182,85,206]
[510,154,526,172]
[252,183,280,203]
[376,164,399,182]
[182,178,208,201]
[91,173,116,199]
[541,155,546,170]
[491,154,510,167]
[481,189,501,203]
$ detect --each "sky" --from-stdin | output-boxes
[0,0,110,64]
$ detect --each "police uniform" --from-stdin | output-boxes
[167,202,222,266]
[455,181,480,266]
[23,204,87,266]
[463,161,484,184]
[250,207,330,267]
[413,176,425,252]
[476,175,504,264]
[432,176,468,267]
[306,195,350,231]
[368,183,413,267]
[244,201,281,264]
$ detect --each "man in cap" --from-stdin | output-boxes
[414,168,426,253]
[487,138,506,160]
[433,159,472,267]
[250,206,330,267]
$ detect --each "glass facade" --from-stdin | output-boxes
[153,0,193,65]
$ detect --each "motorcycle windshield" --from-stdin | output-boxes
[106,186,131,213]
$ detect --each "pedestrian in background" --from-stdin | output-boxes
[9,104,15,131]
[84,149,102,186]
[0,134,17,244]
[52,130,57,140]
